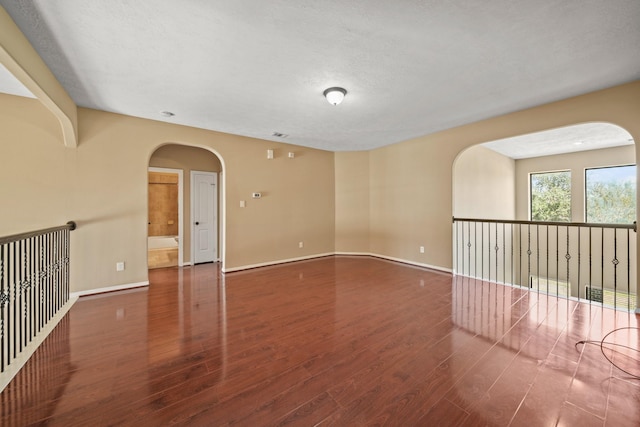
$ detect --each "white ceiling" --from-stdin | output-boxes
[1,1,639,152]
[484,122,634,159]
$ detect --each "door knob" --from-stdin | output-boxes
[195,221,200,225]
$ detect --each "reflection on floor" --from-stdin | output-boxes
[1,256,638,425]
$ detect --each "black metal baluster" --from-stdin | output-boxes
[9,241,14,365]
[527,225,531,289]
[519,224,523,287]
[488,222,492,283]
[536,224,540,293]
[601,227,604,308]
[577,227,581,303]
[494,223,498,284]
[49,231,54,319]
[613,228,618,310]
[475,222,478,279]
[588,227,592,305]
[13,242,22,359]
[510,223,514,286]
[28,236,33,345]
[556,226,559,296]
[38,234,43,332]
[0,243,4,373]
[627,229,631,311]
[546,225,550,296]
[455,220,459,275]
[467,221,471,277]
[481,222,484,281]
[65,229,70,304]
[565,226,570,301]
[57,230,62,313]
[502,223,506,285]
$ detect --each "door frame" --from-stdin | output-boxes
[191,170,219,263]
[148,167,184,266]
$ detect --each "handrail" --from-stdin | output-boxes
[0,221,76,246]
[453,217,636,232]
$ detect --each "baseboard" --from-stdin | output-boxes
[71,281,149,298]
[335,252,452,274]
[224,252,452,274]
[222,253,334,273]
[0,295,78,393]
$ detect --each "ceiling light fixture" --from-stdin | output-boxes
[323,87,347,105]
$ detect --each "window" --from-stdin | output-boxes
[585,165,636,224]
[530,171,571,221]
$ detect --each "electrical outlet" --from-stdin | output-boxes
[116,262,125,271]
[419,246,425,253]
[299,241,304,248]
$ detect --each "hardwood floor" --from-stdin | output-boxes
[2,256,639,426]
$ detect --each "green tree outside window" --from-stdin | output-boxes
[530,171,571,222]
[586,165,636,224]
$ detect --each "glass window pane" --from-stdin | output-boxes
[530,171,571,221]
[585,165,636,224]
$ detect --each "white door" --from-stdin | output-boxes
[192,171,217,264]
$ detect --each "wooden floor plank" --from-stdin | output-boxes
[1,256,638,426]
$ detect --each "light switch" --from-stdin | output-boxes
[240,200,246,208]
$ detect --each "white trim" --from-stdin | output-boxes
[71,281,149,298]
[222,253,335,273]
[0,296,78,393]
[148,167,184,266]
[335,252,453,273]
[222,252,452,274]
[219,170,226,269]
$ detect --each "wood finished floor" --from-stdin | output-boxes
[2,256,639,426]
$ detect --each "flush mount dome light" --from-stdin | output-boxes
[323,87,347,105]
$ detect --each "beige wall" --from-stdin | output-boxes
[149,144,222,263]
[335,151,370,253]
[2,65,640,298]
[0,94,336,292]
[453,145,515,219]
[0,95,73,232]
[2,12,639,304]
[365,81,640,277]
[515,145,635,222]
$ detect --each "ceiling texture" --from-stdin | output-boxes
[1,1,639,153]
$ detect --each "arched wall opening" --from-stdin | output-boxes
[453,122,636,222]
[452,122,637,310]
[147,143,226,270]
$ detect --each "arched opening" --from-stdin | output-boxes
[452,122,637,310]
[146,143,227,375]
[147,143,225,270]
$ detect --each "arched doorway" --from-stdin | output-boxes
[453,122,635,222]
[148,143,225,269]
[452,122,637,309]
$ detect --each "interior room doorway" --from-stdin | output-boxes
[148,144,223,269]
[147,168,183,269]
